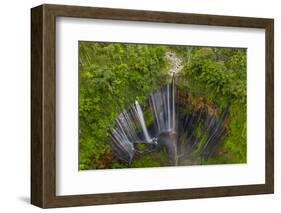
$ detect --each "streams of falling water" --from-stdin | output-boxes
[109,75,178,164]
[149,76,176,135]
[108,74,228,166]
[134,100,152,143]
[108,52,227,166]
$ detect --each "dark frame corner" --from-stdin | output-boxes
[31,4,274,208]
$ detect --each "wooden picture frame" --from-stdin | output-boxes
[31,4,274,208]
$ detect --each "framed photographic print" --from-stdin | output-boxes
[31,4,274,208]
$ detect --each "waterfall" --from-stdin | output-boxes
[108,75,227,165]
[167,83,171,130]
[109,76,178,164]
[149,75,177,134]
[171,74,176,132]
[133,100,153,143]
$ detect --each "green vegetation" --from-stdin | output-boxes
[174,46,247,164]
[79,42,169,170]
[79,42,247,170]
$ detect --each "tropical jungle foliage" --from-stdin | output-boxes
[79,42,247,170]
[173,46,247,164]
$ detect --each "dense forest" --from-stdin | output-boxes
[79,42,247,170]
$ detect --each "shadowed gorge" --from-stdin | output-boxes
[108,75,228,166]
